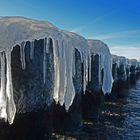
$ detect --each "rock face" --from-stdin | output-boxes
[12,39,54,114]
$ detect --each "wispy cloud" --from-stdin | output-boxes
[93,29,140,40]
[70,17,101,33]
[70,12,113,33]
[109,43,140,60]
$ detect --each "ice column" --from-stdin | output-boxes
[5,51,16,124]
[58,40,67,106]
[0,52,7,121]
[64,41,75,111]
[52,38,60,103]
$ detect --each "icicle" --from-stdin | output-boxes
[81,50,89,93]
[83,53,86,93]
[102,53,113,94]
[30,41,34,60]
[85,51,89,83]
[20,41,26,70]
[52,38,60,103]
[88,52,92,82]
[5,51,16,125]
[58,40,67,106]
[0,52,7,121]
[72,48,76,77]
[43,38,46,84]
[64,41,75,111]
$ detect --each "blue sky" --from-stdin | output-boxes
[0,0,140,59]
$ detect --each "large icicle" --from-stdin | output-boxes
[64,41,75,111]
[5,51,16,124]
[0,52,7,121]
[43,38,47,84]
[58,40,67,106]
[82,50,90,93]
[102,53,113,94]
[72,48,76,77]
[52,38,60,103]
[20,42,26,70]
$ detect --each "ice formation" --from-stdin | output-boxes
[87,39,113,95]
[0,16,137,125]
[0,16,62,124]
[0,16,91,123]
[112,55,132,80]
[0,51,16,124]
[62,31,91,110]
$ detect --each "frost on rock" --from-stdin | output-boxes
[87,39,113,95]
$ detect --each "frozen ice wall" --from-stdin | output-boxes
[0,16,137,125]
[87,39,113,95]
[112,55,134,81]
[0,16,63,124]
[0,16,90,124]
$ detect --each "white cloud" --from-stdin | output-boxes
[109,43,140,60]
[93,29,140,40]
